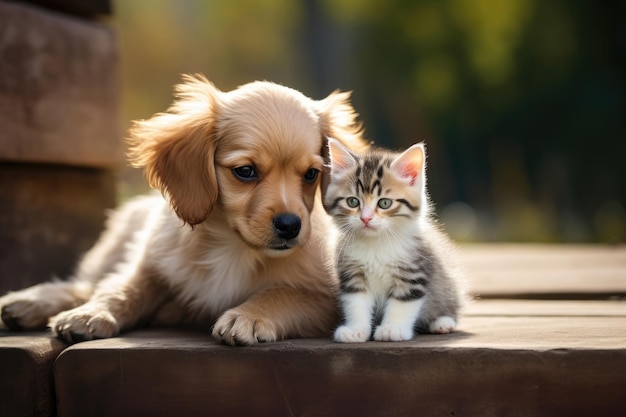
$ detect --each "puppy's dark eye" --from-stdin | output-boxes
[233,166,258,181]
[303,168,320,183]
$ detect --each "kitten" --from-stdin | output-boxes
[324,139,463,343]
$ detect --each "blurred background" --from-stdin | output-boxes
[111,0,625,243]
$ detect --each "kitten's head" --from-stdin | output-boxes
[323,138,428,238]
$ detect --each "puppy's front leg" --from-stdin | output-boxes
[213,287,338,346]
[50,267,168,343]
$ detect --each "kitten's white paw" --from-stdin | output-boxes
[373,323,413,341]
[429,316,456,334]
[334,325,370,343]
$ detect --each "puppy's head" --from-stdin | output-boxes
[128,74,367,256]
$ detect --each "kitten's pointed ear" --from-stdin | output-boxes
[328,138,358,179]
[390,143,426,186]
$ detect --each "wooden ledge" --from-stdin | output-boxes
[2,245,625,416]
[0,333,67,417]
[462,244,626,299]
[50,299,626,417]
[0,2,122,168]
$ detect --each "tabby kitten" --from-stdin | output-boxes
[324,139,462,343]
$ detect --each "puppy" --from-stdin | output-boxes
[0,74,367,345]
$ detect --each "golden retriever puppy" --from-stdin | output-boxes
[0,74,367,345]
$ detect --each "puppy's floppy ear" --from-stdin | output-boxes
[127,74,220,226]
[317,90,369,195]
[316,90,369,154]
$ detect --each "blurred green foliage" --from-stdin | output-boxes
[113,0,625,243]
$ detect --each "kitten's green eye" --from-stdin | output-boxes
[346,197,360,208]
[378,198,392,209]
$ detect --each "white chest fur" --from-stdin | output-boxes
[150,217,264,317]
[344,229,417,298]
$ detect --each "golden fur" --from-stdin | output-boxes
[0,75,367,345]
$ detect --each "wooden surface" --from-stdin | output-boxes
[461,243,626,299]
[0,164,116,294]
[54,320,626,417]
[0,2,122,168]
[2,244,626,417]
[12,0,113,17]
[0,333,67,417]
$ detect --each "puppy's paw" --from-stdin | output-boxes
[212,309,278,346]
[334,325,370,343]
[429,316,456,334]
[373,323,413,342]
[0,295,49,330]
[50,306,119,344]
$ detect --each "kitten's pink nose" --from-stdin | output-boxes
[360,206,375,226]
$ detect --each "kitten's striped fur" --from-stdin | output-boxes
[324,139,463,342]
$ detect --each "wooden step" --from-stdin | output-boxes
[0,333,67,417]
[53,302,626,417]
[2,244,625,417]
[462,244,626,299]
[0,1,121,294]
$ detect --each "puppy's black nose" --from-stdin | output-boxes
[273,214,301,240]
